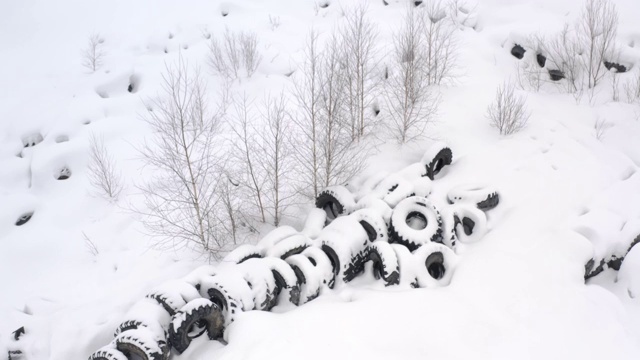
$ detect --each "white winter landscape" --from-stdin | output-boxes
[2,0,640,359]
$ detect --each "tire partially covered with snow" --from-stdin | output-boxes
[114,328,169,360]
[256,225,299,250]
[372,174,416,208]
[440,207,458,250]
[265,234,311,259]
[413,243,458,287]
[389,196,443,251]
[421,142,453,180]
[88,345,129,360]
[181,265,217,291]
[261,257,301,305]
[354,196,393,225]
[390,244,420,288]
[114,298,170,341]
[447,184,500,211]
[222,244,264,265]
[199,273,253,329]
[302,246,335,288]
[315,185,356,223]
[286,254,322,304]
[450,205,488,244]
[366,241,400,286]
[236,259,280,311]
[145,280,201,316]
[318,216,371,284]
[168,298,225,354]
[351,208,389,243]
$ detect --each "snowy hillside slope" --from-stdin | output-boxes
[1,0,640,359]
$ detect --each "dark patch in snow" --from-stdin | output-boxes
[604,61,627,73]
[536,54,546,67]
[548,69,565,81]
[511,44,526,59]
[15,212,33,226]
[21,132,43,148]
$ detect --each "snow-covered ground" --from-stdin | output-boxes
[2,0,640,359]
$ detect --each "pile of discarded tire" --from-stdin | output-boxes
[88,143,501,360]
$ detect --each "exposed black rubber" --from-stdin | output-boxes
[87,348,128,360]
[536,54,546,67]
[145,294,180,316]
[115,330,168,360]
[548,69,565,81]
[169,302,225,354]
[425,252,446,280]
[585,234,640,279]
[114,320,145,337]
[290,264,320,304]
[476,192,500,211]
[12,327,25,341]
[15,213,33,226]
[389,201,443,252]
[367,247,400,286]
[320,244,368,284]
[272,269,301,305]
[425,148,453,180]
[315,187,355,223]
[511,44,526,59]
[604,61,627,73]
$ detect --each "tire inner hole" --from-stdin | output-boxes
[462,217,475,236]
[359,220,378,242]
[425,252,445,280]
[187,319,208,339]
[323,201,340,220]
[406,211,428,230]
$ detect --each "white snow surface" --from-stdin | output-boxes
[1,0,640,359]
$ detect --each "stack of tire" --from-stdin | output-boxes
[88,142,501,360]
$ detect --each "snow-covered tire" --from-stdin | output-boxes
[301,246,335,288]
[145,280,201,316]
[315,185,356,223]
[447,184,500,211]
[356,171,391,199]
[389,196,443,251]
[413,243,458,287]
[318,217,371,284]
[261,257,301,305]
[265,234,311,259]
[585,233,640,279]
[390,244,420,288]
[88,345,129,360]
[168,299,224,354]
[114,328,169,360]
[421,143,453,180]
[256,225,299,250]
[301,208,327,239]
[351,208,389,243]
[286,254,322,305]
[199,273,253,329]
[114,299,170,339]
[372,175,415,208]
[355,196,393,225]
[181,265,217,291]
[367,241,400,286]
[453,206,488,244]
[222,244,263,265]
[440,207,458,250]
[236,259,280,311]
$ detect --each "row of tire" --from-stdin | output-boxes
[88,143,501,360]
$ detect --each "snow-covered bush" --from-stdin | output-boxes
[207,28,262,80]
[81,33,105,73]
[87,134,123,201]
[486,81,530,135]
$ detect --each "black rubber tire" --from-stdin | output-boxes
[259,257,301,306]
[351,208,389,243]
[319,216,371,284]
[315,186,356,223]
[413,242,458,287]
[199,274,252,330]
[88,346,129,360]
[168,299,224,354]
[145,280,201,316]
[421,143,453,180]
[265,234,311,259]
[367,241,400,286]
[285,254,322,305]
[448,205,488,244]
[302,246,336,289]
[181,265,217,292]
[222,244,263,264]
[114,328,169,360]
[585,234,640,280]
[389,196,443,251]
[447,184,500,211]
[371,175,415,208]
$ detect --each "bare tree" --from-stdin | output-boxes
[487,81,531,135]
[422,1,458,85]
[546,25,583,95]
[339,3,380,140]
[257,93,295,226]
[384,7,439,143]
[228,94,267,223]
[88,134,123,201]
[576,0,618,89]
[82,33,105,72]
[291,30,322,198]
[137,57,230,258]
[624,70,640,103]
[594,117,611,140]
[207,28,262,80]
